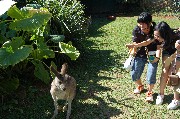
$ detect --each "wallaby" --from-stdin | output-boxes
[50,63,76,119]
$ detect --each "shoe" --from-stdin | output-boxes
[167,99,180,110]
[156,94,164,105]
[134,85,144,94]
[146,91,153,102]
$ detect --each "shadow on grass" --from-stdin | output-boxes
[65,18,132,118]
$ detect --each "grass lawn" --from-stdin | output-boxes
[1,15,180,119]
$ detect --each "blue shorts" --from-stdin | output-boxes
[146,61,158,84]
[131,57,158,84]
[131,57,147,82]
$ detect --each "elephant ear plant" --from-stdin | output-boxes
[0,3,80,95]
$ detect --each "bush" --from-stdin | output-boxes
[141,0,180,18]
[39,0,89,40]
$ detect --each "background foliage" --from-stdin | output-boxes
[81,0,179,19]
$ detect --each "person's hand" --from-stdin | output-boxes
[129,47,137,56]
[151,57,159,63]
[175,40,180,51]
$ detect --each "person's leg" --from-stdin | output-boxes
[167,59,180,109]
[147,61,158,91]
[146,61,158,101]
[174,92,180,100]
[131,57,146,93]
[174,59,180,99]
[159,56,170,95]
[167,84,180,110]
[147,84,154,92]
[156,54,171,105]
[174,59,180,101]
[135,79,143,87]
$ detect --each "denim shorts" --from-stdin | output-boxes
[131,57,146,82]
[146,61,158,84]
[131,57,158,84]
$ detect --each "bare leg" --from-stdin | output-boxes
[135,79,143,86]
[148,84,154,92]
[174,92,180,100]
[159,56,170,95]
[174,60,180,100]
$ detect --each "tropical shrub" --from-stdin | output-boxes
[21,0,89,40]
[45,0,89,40]
[0,3,80,95]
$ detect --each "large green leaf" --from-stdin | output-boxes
[50,35,65,43]
[31,49,55,60]
[5,29,16,39]
[2,37,24,50]
[50,61,57,80]
[32,60,50,84]
[31,40,55,60]
[7,6,26,20]
[59,41,80,60]
[0,45,33,67]
[9,9,52,31]
[0,22,7,36]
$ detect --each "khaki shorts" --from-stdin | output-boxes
[173,83,180,94]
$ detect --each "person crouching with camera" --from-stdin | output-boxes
[165,40,180,110]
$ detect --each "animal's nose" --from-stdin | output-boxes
[63,88,66,91]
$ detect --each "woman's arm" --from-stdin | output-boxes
[151,45,161,63]
[156,45,161,58]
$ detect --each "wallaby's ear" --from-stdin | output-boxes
[50,65,63,80]
[61,63,68,75]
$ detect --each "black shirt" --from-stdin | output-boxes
[132,25,154,59]
[162,30,180,55]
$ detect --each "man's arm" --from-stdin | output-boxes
[126,38,154,49]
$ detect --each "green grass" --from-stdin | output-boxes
[1,15,180,119]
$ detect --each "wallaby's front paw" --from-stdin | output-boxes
[63,105,67,112]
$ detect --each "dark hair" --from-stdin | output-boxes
[137,12,152,25]
[154,21,172,48]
